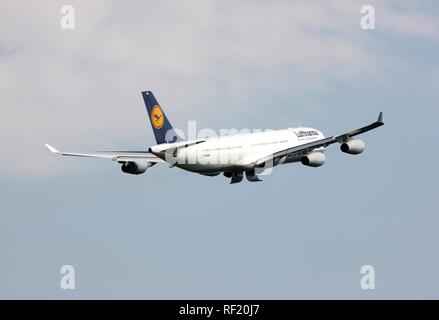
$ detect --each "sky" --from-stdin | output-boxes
[0,0,438,299]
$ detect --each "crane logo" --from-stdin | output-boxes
[151,105,164,129]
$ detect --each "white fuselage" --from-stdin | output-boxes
[151,127,325,174]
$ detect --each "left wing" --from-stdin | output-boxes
[255,112,384,166]
[45,144,165,163]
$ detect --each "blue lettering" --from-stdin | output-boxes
[294,130,318,138]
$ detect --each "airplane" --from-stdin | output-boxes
[45,91,384,184]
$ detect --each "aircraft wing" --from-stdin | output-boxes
[255,112,384,166]
[45,144,165,163]
[333,111,384,143]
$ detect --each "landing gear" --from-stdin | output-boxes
[245,171,262,182]
[223,172,233,178]
[230,172,243,184]
[224,170,262,184]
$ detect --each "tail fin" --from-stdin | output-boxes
[141,91,182,144]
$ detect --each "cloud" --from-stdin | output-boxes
[379,2,439,39]
[0,0,438,178]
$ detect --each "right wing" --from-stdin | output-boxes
[254,112,384,166]
[44,144,165,163]
[333,111,384,143]
[254,136,335,166]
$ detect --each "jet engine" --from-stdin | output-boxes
[301,152,326,167]
[121,161,150,175]
[340,139,365,155]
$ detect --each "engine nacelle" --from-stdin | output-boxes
[301,152,326,167]
[340,139,365,155]
[121,161,150,175]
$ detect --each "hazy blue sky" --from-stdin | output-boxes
[1,0,438,299]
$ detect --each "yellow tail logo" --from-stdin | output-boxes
[151,105,164,129]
